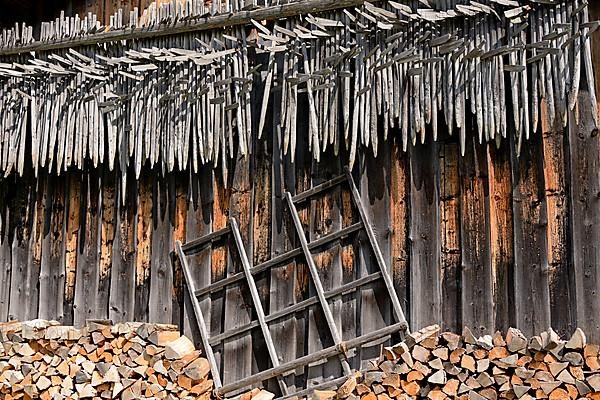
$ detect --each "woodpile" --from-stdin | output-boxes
[0,320,212,400]
[325,325,600,400]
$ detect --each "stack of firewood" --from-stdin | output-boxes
[319,325,600,400]
[0,320,212,400]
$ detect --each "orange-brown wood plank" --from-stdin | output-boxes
[98,171,116,320]
[171,172,188,326]
[459,137,493,336]
[135,172,153,322]
[390,138,409,329]
[439,138,461,332]
[63,172,81,325]
[486,140,514,332]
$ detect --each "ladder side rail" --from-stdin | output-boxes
[229,218,289,396]
[176,240,223,388]
[284,191,352,376]
[343,168,410,333]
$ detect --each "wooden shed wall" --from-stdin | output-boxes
[0,1,597,348]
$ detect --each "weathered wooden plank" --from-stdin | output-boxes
[439,137,461,333]
[540,99,574,338]
[211,172,229,378]
[486,139,515,332]
[149,174,173,323]
[73,170,102,326]
[108,170,137,322]
[25,172,45,320]
[135,172,152,322]
[223,151,254,388]
[172,172,187,326]
[511,131,551,337]
[460,136,493,336]
[39,174,67,322]
[63,172,81,325]
[184,164,213,347]
[8,171,36,321]
[357,141,391,368]
[0,186,10,321]
[97,170,116,320]
[307,148,344,381]
[390,138,409,331]
[409,141,441,330]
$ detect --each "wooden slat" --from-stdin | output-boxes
[223,152,253,388]
[308,153,343,382]
[540,99,574,337]
[182,227,231,254]
[171,173,188,326]
[460,137,493,336]
[511,131,551,336]
[209,272,382,346]
[408,142,442,330]
[355,147,392,368]
[108,171,136,322]
[390,138,409,332]
[73,170,102,326]
[184,165,214,347]
[439,138,461,332]
[285,191,352,377]
[63,172,81,325]
[39,175,67,322]
[148,174,173,323]
[292,175,346,204]
[135,172,153,322]
[0,188,10,321]
[98,171,116,320]
[568,11,600,340]
[231,217,288,395]
[486,140,515,332]
[217,321,406,396]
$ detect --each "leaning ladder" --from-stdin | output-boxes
[176,167,410,398]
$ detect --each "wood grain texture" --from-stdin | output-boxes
[39,175,66,322]
[460,136,493,336]
[409,141,441,331]
[390,138,409,330]
[439,137,461,333]
[63,172,81,325]
[109,170,136,322]
[135,173,152,322]
[486,140,514,331]
[511,132,551,337]
[540,100,574,338]
[73,170,102,326]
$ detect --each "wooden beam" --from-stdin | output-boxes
[0,0,363,56]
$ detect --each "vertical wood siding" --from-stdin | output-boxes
[0,0,597,353]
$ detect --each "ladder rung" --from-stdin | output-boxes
[181,226,231,254]
[292,174,347,203]
[209,271,383,345]
[194,222,364,298]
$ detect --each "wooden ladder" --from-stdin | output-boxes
[176,167,410,398]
